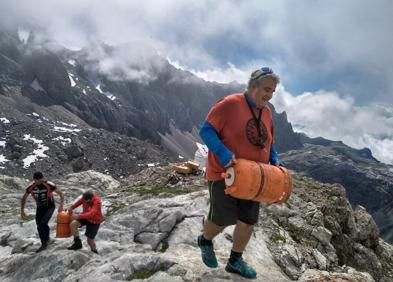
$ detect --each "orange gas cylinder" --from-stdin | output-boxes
[222,158,292,204]
[56,211,71,238]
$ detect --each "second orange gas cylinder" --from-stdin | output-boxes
[56,211,71,238]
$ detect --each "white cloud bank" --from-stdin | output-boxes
[271,86,393,165]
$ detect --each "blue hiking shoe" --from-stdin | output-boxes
[197,235,218,268]
[225,257,257,279]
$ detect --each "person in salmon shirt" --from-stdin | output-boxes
[197,67,283,279]
[67,190,102,254]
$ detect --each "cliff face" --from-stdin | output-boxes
[0,167,392,281]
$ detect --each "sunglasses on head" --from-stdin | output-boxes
[252,67,274,80]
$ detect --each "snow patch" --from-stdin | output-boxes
[53,136,72,146]
[68,73,76,87]
[0,154,9,164]
[106,95,116,101]
[57,121,77,127]
[95,84,104,93]
[82,89,86,95]
[22,134,49,168]
[31,79,46,92]
[17,27,30,44]
[178,155,184,159]
[0,118,10,124]
[54,126,81,133]
[53,121,80,133]
[96,84,116,101]
[68,59,76,66]
[0,141,6,148]
[32,112,40,117]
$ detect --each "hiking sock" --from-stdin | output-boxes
[229,250,243,264]
[199,235,213,246]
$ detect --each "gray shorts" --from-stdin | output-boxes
[207,180,260,226]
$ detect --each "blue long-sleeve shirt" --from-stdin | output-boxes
[199,121,233,167]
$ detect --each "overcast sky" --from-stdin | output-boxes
[1,0,393,164]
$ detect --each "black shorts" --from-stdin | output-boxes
[207,180,260,226]
[78,219,100,239]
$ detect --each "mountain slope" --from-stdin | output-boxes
[0,27,302,172]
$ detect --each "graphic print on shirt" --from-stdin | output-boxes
[245,118,268,147]
[28,183,55,207]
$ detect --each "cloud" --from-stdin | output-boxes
[271,87,393,164]
[186,63,248,84]
[184,59,287,85]
[81,41,167,83]
[1,0,392,104]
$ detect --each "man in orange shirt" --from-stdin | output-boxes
[198,67,282,279]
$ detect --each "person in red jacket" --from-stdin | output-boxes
[67,190,102,253]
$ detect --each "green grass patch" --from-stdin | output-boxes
[126,267,169,281]
[0,208,15,214]
[126,165,203,197]
[109,202,126,213]
[286,229,307,244]
[23,214,35,221]
[293,175,323,190]
[159,241,169,253]
[270,232,286,243]
[130,184,199,197]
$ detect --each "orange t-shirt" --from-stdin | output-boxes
[205,93,274,180]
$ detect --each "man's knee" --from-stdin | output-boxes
[236,220,254,231]
[70,220,80,228]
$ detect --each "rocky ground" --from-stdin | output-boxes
[281,143,393,243]
[0,166,392,282]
